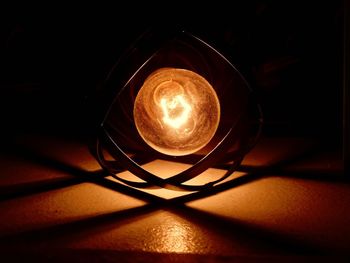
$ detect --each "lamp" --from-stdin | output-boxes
[133,67,221,156]
[89,28,263,192]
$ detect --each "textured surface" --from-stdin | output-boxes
[0,136,348,261]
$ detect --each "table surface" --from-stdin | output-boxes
[0,135,348,262]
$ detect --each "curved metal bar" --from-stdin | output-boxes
[90,28,264,193]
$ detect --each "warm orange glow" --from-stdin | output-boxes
[133,68,220,156]
[160,94,191,129]
[153,215,193,253]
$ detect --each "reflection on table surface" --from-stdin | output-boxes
[0,135,348,261]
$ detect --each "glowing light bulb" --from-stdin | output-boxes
[133,68,220,156]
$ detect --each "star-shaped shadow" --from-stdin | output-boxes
[0,138,344,257]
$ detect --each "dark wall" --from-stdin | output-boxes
[0,1,344,146]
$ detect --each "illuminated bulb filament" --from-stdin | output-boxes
[133,68,220,156]
[160,95,192,129]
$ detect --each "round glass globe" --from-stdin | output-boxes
[133,68,220,156]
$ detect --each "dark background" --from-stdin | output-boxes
[0,1,344,148]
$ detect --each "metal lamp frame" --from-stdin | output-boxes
[89,28,263,192]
